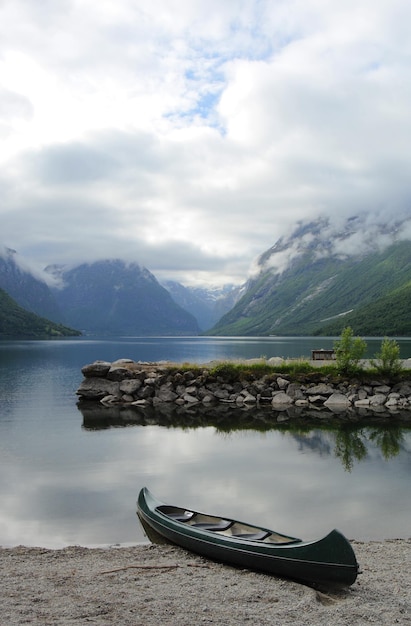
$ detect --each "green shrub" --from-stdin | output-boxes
[334,326,367,375]
[209,362,240,382]
[371,337,402,376]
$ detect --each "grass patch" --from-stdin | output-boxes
[164,359,411,384]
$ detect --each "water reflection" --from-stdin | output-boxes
[332,426,405,471]
[334,429,367,471]
[79,403,411,473]
[1,406,410,547]
[1,335,411,547]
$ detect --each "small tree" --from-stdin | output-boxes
[371,337,402,376]
[334,326,367,375]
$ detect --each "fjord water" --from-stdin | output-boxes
[0,336,410,548]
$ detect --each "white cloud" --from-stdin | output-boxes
[1,0,411,286]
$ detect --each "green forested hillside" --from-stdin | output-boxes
[314,282,411,336]
[0,288,81,338]
[208,241,411,337]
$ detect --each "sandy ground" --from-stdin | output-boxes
[1,540,410,625]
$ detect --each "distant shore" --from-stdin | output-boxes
[2,540,410,625]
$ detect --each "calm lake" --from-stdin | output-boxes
[0,335,410,548]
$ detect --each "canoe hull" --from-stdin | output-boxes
[137,488,359,587]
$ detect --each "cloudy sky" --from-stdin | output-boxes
[1,0,410,286]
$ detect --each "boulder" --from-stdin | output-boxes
[324,393,351,408]
[369,394,387,406]
[107,366,136,381]
[276,377,289,390]
[111,358,134,365]
[156,384,178,402]
[354,398,371,407]
[119,379,142,394]
[183,393,199,404]
[100,394,121,405]
[271,392,293,406]
[77,377,120,398]
[267,357,284,366]
[242,393,257,404]
[306,383,334,396]
[81,361,111,377]
[287,383,305,400]
[374,385,391,394]
[202,394,216,404]
[309,395,326,405]
[213,389,230,400]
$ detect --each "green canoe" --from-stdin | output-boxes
[137,487,359,587]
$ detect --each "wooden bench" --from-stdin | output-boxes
[311,349,335,360]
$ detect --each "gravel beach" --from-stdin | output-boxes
[1,540,410,625]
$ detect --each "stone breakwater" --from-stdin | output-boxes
[76,358,411,417]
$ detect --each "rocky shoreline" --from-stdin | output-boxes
[77,358,411,420]
[2,541,410,625]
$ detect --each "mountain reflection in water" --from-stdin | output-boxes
[79,403,411,472]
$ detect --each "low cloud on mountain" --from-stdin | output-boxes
[257,213,411,277]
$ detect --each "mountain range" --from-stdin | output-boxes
[1,213,411,338]
[0,249,200,337]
